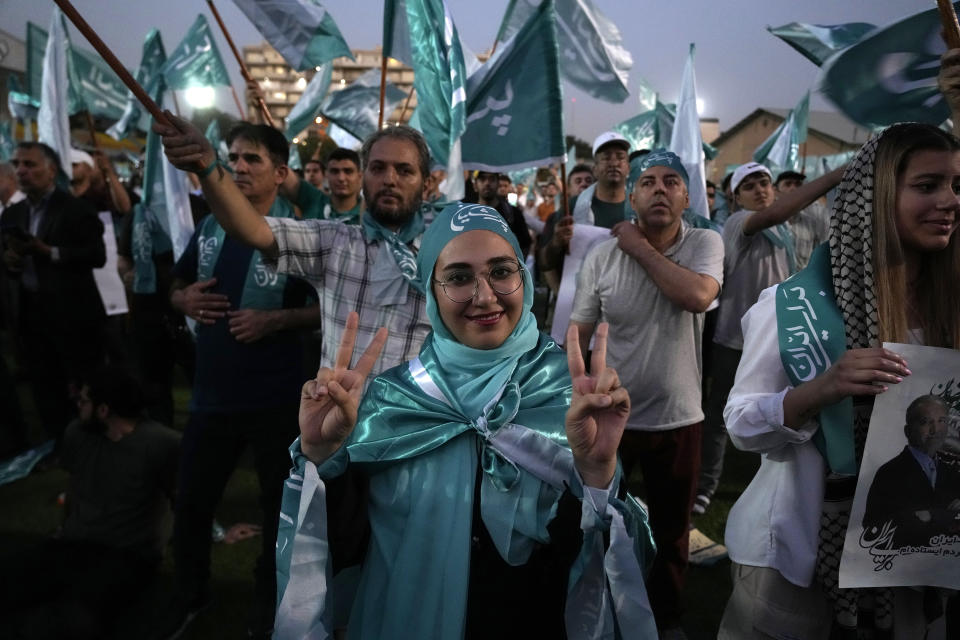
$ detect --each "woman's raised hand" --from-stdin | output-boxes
[565,323,630,489]
[299,312,388,464]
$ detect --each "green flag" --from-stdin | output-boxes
[669,43,709,219]
[204,118,230,162]
[462,0,564,172]
[288,143,303,170]
[27,21,85,116]
[819,4,955,129]
[107,29,167,140]
[614,100,673,152]
[319,68,405,141]
[0,121,14,162]
[754,91,810,172]
[496,0,631,104]
[162,15,232,90]
[383,0,467,169]
[232,0,353,70]
[37,8,74,180]
[284,61,333,141]
[27,21,131,120]
[768,22,875,67]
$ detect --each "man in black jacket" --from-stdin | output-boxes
[1,142,106,444]
[470,170,531,258]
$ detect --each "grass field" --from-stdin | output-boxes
[1,357,759,639]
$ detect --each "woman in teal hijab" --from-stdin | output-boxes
[274,202,657,639]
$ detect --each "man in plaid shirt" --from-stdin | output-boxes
[156,116,432,378]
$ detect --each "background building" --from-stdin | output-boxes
[707,108,869,181]
[242,42,416,139]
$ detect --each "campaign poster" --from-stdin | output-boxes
[839,343,960,589]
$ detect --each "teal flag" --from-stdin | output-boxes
[284,61,332,140]
[162,15,232,90]
[107,30,167,140]
[819,4,955,129]
[204,118,229,162]
[635,74,657,113]
[496,0,631,103]
[768,22,875,66]
[288,143,303,170]
[27,22,85,117]
[0,121,14,161]
[754,91,810,172]
[319,68,405,141]
[27,22,128,120]
[232,0,353,70]
[383,0,468,170]
[614,100,673,152]
[614,96,717,161]
[669,44,708,219]
[462,0,564,172]
[7,75,40,122]
[37,8,74,180]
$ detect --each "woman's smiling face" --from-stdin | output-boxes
[895,148,960,255]
[431,230,525,350]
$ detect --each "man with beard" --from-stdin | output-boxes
[154,115,432,381]
[0,367,179,640]
[164,123,322,639]
[469,170,531,257]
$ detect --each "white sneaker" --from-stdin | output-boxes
[691,493,710,515]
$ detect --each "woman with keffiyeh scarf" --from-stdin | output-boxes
[718,117,960,638]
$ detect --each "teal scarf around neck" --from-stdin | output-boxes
[361,207,425,305]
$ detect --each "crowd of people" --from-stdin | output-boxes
[1,45,960,640]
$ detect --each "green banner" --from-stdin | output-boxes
[819,4,954,129]
[768,21,875,67]
[496,0,631,103]
[284,62,332,141]
[232,0,353,70]
[107,29,167,140]
[462,0,564,172]
[754,91,810,172]
[162,14,232,90]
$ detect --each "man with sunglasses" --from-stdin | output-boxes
[569,151,724,638]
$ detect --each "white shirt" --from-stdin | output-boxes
[722,285,826,587]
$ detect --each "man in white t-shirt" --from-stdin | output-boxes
[569,150,724,637]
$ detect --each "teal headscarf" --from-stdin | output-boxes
[626,148,689,198]
[416,202,540,419]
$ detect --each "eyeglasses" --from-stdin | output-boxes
[433,261,524,303]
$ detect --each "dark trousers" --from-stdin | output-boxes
[698,343,742,500]
[19,290,104,443]
[0,539,157,640]
[619,423,701,629]
[172,405,300,631]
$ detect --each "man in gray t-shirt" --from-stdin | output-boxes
[570,151,723,634]
[697,162,845,516]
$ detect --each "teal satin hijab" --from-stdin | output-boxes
[324,203,578,638]
[416,202,541,419]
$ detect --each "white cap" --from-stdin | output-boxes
[70,149,95,168]
[591,131,630,157]
[731,162,772,193]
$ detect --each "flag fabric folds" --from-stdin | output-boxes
[496,0,631,103]
[383,0,468,171]
[161,15,232,91]
[108,30,167,140]
[461,0,564,173]
[319,68,405,142]
[768,22,875,66]
[669,44,708,219]
[819,4,956,129]
[284,62,333,141]
[37,8,74,180]
[231,0,353,70]
[753,91,810,172]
